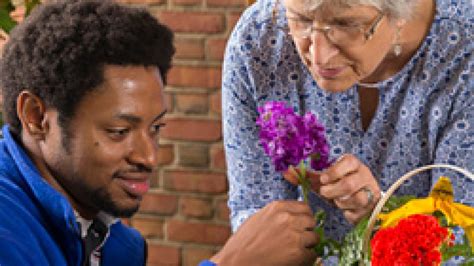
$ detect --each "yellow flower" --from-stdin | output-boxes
[378,177,474,252]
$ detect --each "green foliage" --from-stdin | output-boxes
[338,217,369,266]
[312,211,341,258]
[25,0,39,16]
[381,194,417,212]
[0,0,40,33]
[296,163,341,260]
[441,233,474,264]
[0,0,17,33]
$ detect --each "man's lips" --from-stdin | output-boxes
[115,173,151,197]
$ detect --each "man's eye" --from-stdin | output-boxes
[106,128,129,138]
[151,123,166,134]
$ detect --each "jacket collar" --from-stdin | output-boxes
[2,125,80,238]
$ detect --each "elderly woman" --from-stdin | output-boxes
[222,0,472,263]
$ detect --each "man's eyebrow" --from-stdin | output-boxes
[153,109,167,122]
[114,109,167,124]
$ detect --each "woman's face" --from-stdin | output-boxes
[283,0,399,92]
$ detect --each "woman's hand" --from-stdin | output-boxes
[283,154,383,224]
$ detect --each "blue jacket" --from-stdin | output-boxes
[0,126,146,265]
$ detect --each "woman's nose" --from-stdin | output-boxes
[308,31,340,65]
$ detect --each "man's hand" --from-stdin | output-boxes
[283,154,382,224]
[211,201,318,266]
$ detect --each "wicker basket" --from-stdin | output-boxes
[361,164,474,265]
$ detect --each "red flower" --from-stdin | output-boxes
[371,214,449,266]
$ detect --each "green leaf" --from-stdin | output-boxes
[338,217,370,266]
[311,211,342,259]
[441,230,474,263]
[25,0,40,16]
[460,259,474,266]
[0,7,16,33]
[382,195,417,212]
[0,0,15,12]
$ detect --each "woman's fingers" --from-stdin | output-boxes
[282,166,300,185]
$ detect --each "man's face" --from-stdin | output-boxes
[40,65,166,218]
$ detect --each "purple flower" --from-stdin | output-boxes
[257,101,330,172]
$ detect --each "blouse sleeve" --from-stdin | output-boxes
[222,5,298,232]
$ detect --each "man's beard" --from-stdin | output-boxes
[87,185,140,218]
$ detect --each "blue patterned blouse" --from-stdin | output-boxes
[223,0,473,246]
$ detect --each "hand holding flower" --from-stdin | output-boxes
[284,154,383,224]
[318,154,383,224]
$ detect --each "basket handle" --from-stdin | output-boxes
[362,164,474,260]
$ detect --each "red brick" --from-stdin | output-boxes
[163,170,227,193]
[210,143,226,170]
[156,11,224,33]
[164,92,174,113]
[227,11,243,33]
[209,90,221,116]
[172,0,202,6]
[215,198,230,222]
[147,242,180,266]
[183,247,216,266]
[206,38,228,61]
[207,0,246,8]
[180,196,213,218]
[167,220,230,245]
[157,144,174,166]
[160,117,221,142]
[174,38,204,60]
[139,192,178,215]
[177,144,210,167]
[175,93,209,114]
[167,65,221,89]
[117,0,164,4]
[131,216,164,238]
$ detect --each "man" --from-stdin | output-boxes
[0,1,317,265]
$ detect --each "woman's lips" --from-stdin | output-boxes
[117,177,150,197]
[315,66,346,79]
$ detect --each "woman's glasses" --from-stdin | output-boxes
[272,0,384,48]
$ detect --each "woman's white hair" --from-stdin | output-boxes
[303,0,418,19]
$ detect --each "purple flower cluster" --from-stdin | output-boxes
[256,101,330,172]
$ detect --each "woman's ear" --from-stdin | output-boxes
[16,91,49,140]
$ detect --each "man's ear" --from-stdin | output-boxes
[16,91,49,140]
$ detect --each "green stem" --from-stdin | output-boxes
[297,160,310,204]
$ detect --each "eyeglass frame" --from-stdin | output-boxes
[271,0,385,47]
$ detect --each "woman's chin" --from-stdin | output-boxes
[314,77,356,93]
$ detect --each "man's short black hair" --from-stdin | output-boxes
[0,0,175,137]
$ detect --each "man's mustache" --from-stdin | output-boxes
[113,164,153,178]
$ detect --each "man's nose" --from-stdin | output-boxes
[308,30,340,65]
[128,133,159,169]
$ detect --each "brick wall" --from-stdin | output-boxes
[115,1,247,265]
